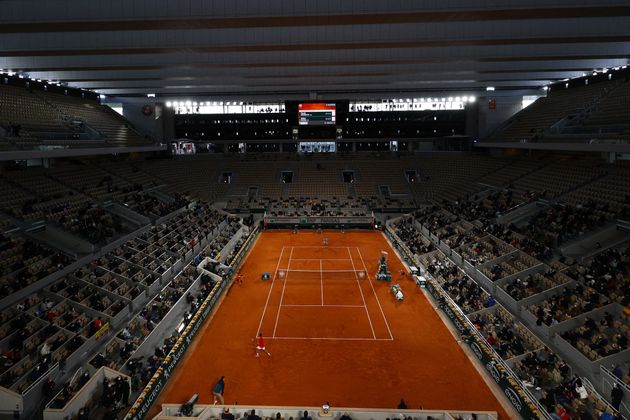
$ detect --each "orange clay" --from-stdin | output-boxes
[153,230,508,418]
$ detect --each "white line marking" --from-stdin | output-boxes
[281,304,365,308]
[348,247,376,339]
[276,269,360,273]
[357,247,394,340]
[267,336,394,341]
[320,259,324,306]
[272,247,294,337]
[290,258,352,261]
[256,247,285,336]
[286,246,351,249]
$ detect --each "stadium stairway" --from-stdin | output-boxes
[106,201,151,227]
[496,199,551,227]
[559,222,630,260]
[25,221,96,257]
[347,182,356,197]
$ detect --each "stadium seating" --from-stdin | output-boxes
[0,85,152,149]
[390,209,623,420]
[491,82,614,141]
[0,85,67,135]
[0,202,239,398]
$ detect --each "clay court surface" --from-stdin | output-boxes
[155,230,508,417]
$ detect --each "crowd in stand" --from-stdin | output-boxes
[561,316,629,360]
[567,246,630,306]
[121,191,190,218]
[525,202,611,247]
[46,372,131,420]
[393,219,435,256]
[443,275,487,314]
[0,235,71,298]
[470,309,532,359]
[531,284,607,326]
[393,202,626,419]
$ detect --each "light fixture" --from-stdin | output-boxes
[166,101,172,107]
[486,86,495,91]
[147,93,156,98]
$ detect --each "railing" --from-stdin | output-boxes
[599,366,630,418]
[386,224,547,419]
[616,219,630,232]
[123,224,260,420]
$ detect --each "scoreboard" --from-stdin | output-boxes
[298,103,336,126]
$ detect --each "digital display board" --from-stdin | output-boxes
[298,103,336,126]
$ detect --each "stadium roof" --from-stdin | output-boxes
[1,0,629,98]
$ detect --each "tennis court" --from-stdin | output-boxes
[153,230,509,417]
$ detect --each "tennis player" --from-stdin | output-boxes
[255,333,272,358]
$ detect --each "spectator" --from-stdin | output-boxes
[611,383,623,411]
[397,399,408,409]
[300,411,312,420]
[222,408,235,420]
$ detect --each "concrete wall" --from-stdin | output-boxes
[43,367,129,420]
[122,101,164,142]
[477,94,524,138]
[153,405,497,420]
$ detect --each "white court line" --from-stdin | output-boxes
[276,269,360,273]
[348,247,376,339]
[281,304,365,308]
[272,247,294,337]
[357,248,394,340]
[288,246,354,249]
[290,258,352,261]
[256,246,285,336]
[320,259,324,306]
[267,336,394,341]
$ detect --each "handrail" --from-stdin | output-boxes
[582,376,624,418]
[600,365,630,393]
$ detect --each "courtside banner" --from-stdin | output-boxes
[263,215,374,228]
